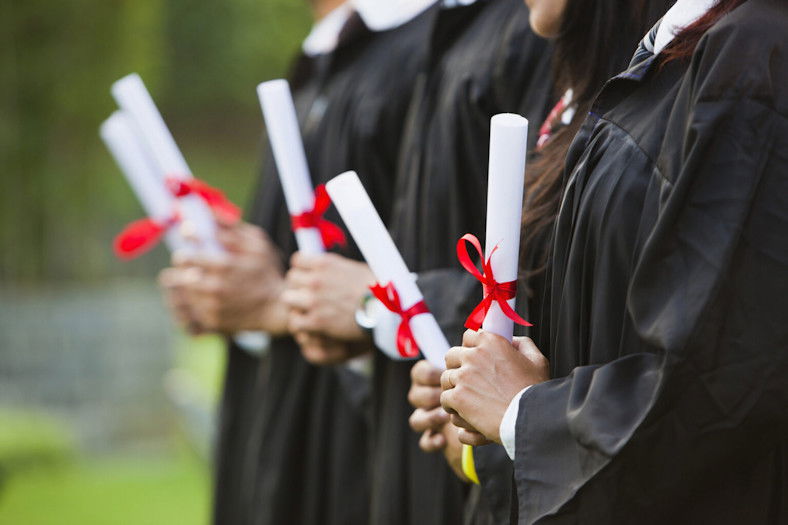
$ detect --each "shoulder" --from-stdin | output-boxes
[690,0,788,113]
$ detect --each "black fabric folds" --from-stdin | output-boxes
[211,10,435,525]
[371,1,553,524]
[515,1,788,523]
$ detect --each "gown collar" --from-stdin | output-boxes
[352,0,436,31]
[617,0,717,82]
[302,3,354,56]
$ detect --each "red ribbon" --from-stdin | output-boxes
[114,176,241,260]
[369,282,429,358]
[536,96,568,151]
[456,233,532,331]
[165,176,241,223]
[290,184,347,249]
[114,213,180,260]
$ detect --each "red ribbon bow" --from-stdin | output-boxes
[114,176,241,260]
[165,176,241,223]
[290,184,347,249]
[113,212,180,260]
[456,233,532,331]
[369,282,429,358]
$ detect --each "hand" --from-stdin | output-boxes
[293,331,370,366]
[283,253,375,341]
[408,360,449,449]
[170,219,288,335]
[158,266,203,335]
[440,330,549,445]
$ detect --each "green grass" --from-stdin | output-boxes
[0,452,209,525]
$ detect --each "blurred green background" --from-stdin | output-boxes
[0,0,310,522]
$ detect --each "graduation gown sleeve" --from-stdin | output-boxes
[514,5,788,522]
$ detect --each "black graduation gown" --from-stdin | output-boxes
[371,1,553,524]
[210,52,322,525]
[212,10,435,525]
[515,1,788,522]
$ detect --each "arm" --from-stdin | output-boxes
[514,99,788,521]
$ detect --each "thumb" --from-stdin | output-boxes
[512,336,550,377]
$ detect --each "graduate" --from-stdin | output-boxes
[159,0,436,523]
[441,0,788,522]
[407,0,672,520]
[282,0,552,523]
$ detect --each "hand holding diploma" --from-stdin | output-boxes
[284,252,376,344]
[164,218,291,336]
[438,114,548,475]
[325,171,451,369]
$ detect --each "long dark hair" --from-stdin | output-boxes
[662,0,747,62]
[522,0,674,287]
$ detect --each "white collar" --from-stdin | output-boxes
[652,0,718,55]
[442,0,478,8]
[352,0,435,31]
[302,3,354,57]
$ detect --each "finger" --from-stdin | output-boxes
[171,251,198,269]
[178,220,200,244]
[419,429,446,453]
[409,408,449,433]
[212,206,242,227]
[288,310,324,335]
[440,368,458,391]
[290,251,323,270]
[440,388,458,415]
[193,257,231,278]
[444,346,465,370]
[215,225,245,252]
[408,384,442,410]
[281,288,316,312]
[457,428,490,447]
[294,331,311,346]
[411,359,442,387]
[218,222,270,255]
[284,267,318,291]
[450,413,477,432]
[461,328,482,348]
[513,336,550,372]
[179,267,204,289]
[158,267,180,289]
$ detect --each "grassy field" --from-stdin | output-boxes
[0,452,209,525]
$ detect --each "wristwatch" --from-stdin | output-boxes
[354,291,378,338]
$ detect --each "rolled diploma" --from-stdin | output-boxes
[111,73,223,255]
[481,114,528,342]
[257,79,324,255]
[100,111,188,253]
[326,171,449,369]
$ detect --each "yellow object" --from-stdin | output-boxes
[461,444,480,484]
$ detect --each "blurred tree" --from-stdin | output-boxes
[0,0,310,284]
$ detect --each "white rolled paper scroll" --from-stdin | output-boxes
[326,171,450,369]
[481,113,529,342]
[257,79,324,255]
[100,111,187,253]
[111,73,223,255]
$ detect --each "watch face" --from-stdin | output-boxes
[355,306,377,331]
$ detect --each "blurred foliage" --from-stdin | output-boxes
[0,452,208,524]
[0,409,75,487]
[0,0,311,284]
